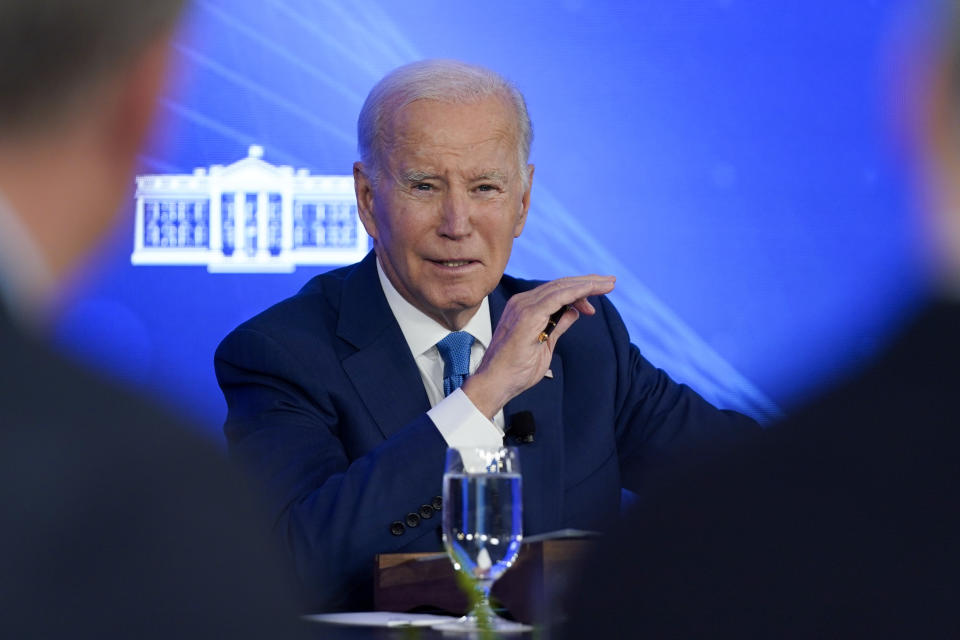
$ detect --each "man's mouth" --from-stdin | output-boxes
[430,259,477,268]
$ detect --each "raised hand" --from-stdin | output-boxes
[462,275,616,418]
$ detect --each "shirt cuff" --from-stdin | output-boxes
[427,388,504,448]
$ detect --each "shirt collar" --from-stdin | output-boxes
[0,189,57,330]
[376,255,492,357]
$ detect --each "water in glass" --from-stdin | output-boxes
[435,447,531,633]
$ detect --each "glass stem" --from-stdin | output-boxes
[474,579,495,620]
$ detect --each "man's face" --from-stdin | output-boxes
[354,95,533,330]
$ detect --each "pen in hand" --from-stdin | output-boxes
[537,305,571,343]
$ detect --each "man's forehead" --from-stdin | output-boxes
[385,132,519,180]
[385,96,519,143]
[389,133,518,172]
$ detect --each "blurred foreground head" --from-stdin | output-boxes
[0,0,186,316]
[0,0,185,136]
[922,0,960,293]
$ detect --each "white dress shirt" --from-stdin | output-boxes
[376,258,505,448]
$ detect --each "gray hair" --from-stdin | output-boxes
[0,0,187,136]
[357,59,534,188]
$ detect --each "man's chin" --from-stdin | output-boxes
[424,296,488,330]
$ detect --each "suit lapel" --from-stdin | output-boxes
[337,253,431,440]
[490,285,566,533]
[337,262,567,531]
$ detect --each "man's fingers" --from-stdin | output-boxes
[571,297,596,316]
[499,275,615,347]
[533,276,615,313]
[545,306,580,346]
[476,275,614,414]
[526,276,613,327]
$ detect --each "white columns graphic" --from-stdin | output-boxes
[131,145,368,273]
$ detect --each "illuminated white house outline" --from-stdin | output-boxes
[131,145,368,272]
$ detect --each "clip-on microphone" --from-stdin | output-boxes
[504,410,536,445]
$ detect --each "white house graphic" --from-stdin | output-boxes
[131,145,368,272]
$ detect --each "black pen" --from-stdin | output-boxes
[538,305,571,343]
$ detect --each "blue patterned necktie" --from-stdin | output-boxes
[435,331,475,396]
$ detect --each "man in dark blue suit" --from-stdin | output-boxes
[215,59,756,612]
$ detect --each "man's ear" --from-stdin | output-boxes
[513,163,534,238]
[104,28,175,168]
[353,161,379,241]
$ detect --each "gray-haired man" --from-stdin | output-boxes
[217,58,757,611]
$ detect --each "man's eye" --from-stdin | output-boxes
[476,184,497,192]
[413,183,433,191]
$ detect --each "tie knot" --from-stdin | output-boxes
[436,331,474,378]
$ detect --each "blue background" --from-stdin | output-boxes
[56,0,936,439]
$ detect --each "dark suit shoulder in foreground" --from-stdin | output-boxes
[563,301,960,638]
[0,308,306,639]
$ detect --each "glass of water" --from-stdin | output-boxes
[435,446,530,633]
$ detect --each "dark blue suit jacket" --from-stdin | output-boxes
[215,251,754,611]
[0,307,306,638]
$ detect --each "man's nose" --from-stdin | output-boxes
[437,190,472,238]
